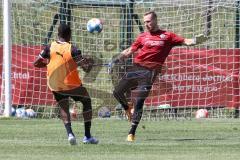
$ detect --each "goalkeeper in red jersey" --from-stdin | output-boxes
[33,23,98,145]
[108,11,207,142]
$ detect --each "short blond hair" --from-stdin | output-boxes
[144,11,157,20]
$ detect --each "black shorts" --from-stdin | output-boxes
[122,64,159,86]
[52,86,90,103]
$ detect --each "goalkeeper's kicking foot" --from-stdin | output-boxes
[68,133,77,145]
[82,136,99,144]
[127,134,135,142]
[125,102,134,122]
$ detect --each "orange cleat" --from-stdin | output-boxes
[127,134,135,142]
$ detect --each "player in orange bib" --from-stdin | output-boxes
[34,24,98,145]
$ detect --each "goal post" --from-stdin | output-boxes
[2,0,12,117]
[0,0,239,119]
[234,0,240,117]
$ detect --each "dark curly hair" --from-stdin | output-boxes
[58,23,71,42]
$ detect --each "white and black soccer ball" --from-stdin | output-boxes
[26,108,37,118]
[195,109,209,119]
[11,107,16,116]
[98,106,111,118]
[16,108,27,118]
[87,18,103,33]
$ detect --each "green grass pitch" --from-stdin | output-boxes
[0,118,240,160]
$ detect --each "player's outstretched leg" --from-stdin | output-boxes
[127,85,150,142]
[113,80,136,121]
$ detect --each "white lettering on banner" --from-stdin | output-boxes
[1,72,30,80]
[12,72,30,79]
[173,84,218,92]
[158,74,232,93]
[160,74,233,82]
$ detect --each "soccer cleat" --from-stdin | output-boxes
[82,136,99,144]
[125,102,134,122]
[68,133,77,145]
[127,134,135,142]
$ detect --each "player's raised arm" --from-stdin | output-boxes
[71,47,95,73]
[120,47,134,59]
[33,47,50,68]
[33,45,50,68]
[33,56,47,68]
[107,47,134,74]
[78,56,94,73]
[183,34,208,46]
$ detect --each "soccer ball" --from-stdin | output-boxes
[98,106,111,118]
[26,108,37,118]
[11,107,16,116]
[87,18,103,33]
[195,109,209,119]
[16,108,27,118]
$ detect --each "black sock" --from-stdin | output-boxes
[129,123,138,135]
[64,123,74,136]
[84,121,91,138]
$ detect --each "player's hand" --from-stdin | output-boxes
[194,34,208,44]
[79,56,94,73]
[107,54,125,74]
[107,57,122,74]
[33,57,47,68]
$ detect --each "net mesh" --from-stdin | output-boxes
[0,0,239,119]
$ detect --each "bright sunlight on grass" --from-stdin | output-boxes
[0,118,240,160]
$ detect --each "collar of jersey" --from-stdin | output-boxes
[56,40,68,44]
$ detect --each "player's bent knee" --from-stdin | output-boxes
[82,98,92,110]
